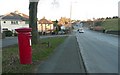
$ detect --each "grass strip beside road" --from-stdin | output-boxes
[101,18,119,31]
[2,36,67,73]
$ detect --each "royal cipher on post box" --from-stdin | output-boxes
[15,28,32,64]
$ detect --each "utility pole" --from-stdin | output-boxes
[69,2,72,33]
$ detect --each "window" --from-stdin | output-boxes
[11,21,14,24]
[25,21,29,24]
[16,21,18,24]
[2,28,8,31]
[3,21,6,23]
[11,21,18,24]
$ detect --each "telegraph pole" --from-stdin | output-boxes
[69,2,72,34]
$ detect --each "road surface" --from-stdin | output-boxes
[0,37,18,48]
[75,28,118,73]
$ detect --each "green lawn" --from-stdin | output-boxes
[2,36,67,73]
[101,18,119,31]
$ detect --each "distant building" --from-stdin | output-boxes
[0,11,29,33]
[38,17,54,34]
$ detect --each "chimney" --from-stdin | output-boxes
[14,10,19,14]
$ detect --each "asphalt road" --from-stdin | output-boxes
[75,28,118,73]
[1,37,18,48]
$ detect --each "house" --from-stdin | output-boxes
[38,17,54,34]
[0,11,29,33]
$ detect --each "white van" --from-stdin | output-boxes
[78,28,84,33]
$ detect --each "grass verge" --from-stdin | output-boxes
[101,18,119,31]
[2,36,67,73]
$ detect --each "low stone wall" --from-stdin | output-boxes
[90,29,120,35]
[94,30,104,33]
[106,31,120,35]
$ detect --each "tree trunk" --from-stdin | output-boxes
[29,2,39,44]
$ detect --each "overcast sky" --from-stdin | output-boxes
[0,0,119,20]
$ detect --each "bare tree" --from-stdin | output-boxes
[29,1,39,44]
[51,0,59,8]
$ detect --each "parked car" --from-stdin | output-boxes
[78,28,84,33]
[58,30,65,35]
[3,30,13,37]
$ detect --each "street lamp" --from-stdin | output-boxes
[69,2,72,33]
[118,1,120,18]
[51,0,59,8]
[29,0,39,2]
[69,1,77,33]
[70,2,72,25]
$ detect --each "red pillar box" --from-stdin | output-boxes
[15,28,32,64]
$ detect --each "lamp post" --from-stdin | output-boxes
[69,2,72,34]
[29,0,39,2]
[70,2,72,25]
[69,1,78,33]
[118,1,120,18]
[69,1,77,33]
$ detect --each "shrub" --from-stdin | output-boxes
[3,30,13,37]
[38,32,42,35]
[13,32,18,36]
[94,21,102,26]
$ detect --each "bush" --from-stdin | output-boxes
[38,32,42,35]
[3,30,13,37]
[13,32,18,36]
[94,21,102,26]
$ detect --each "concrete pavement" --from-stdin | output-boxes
[36,35,86,73]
